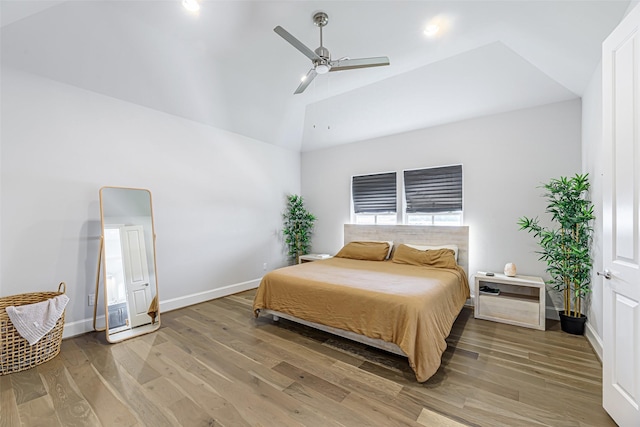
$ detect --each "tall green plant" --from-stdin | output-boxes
[518,173,595,318]
[283,194,316,264]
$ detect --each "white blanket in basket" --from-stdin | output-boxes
[5,295,69,345]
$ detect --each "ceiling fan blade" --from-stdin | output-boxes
[329,56,390,72]
[294,69,318,94]
[274,26,321,61]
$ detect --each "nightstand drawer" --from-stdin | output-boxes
[477,295,540,326]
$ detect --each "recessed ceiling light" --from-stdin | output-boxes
[182,0,200,13]
[424,15,451,38]
[424,24,440,37]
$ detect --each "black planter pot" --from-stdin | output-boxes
[559,311,587,335]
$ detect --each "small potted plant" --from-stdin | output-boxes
[283,194,316,264]
[518,173,595,335]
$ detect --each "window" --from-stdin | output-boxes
[403,165,463,225]
[352,172,397,224]
[350,166,463,226]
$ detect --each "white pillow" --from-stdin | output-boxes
[404,244,459,262]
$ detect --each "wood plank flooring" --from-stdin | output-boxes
[0,290,615,426]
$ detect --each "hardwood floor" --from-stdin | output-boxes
[1,290,615,426]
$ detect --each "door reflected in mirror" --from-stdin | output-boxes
[99,187,160,343]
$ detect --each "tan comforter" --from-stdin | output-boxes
[252,257,470,382]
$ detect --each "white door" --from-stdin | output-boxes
[120,225,153,328]
[602,4,640,426]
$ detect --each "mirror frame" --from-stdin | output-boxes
[96,186,160,343]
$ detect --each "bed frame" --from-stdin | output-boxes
[262,224,470,356]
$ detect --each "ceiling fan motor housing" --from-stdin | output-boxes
[314,46,330,59]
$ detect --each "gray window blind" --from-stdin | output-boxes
[352,172,397,214]
[404,165,462,214]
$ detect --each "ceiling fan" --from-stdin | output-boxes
[274,12,390,94]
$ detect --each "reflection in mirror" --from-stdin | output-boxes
[98,187,160,343]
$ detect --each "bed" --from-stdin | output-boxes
[253,224,470,382]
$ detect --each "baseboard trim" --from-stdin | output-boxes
[62,278,261,339]
[584,321,603,362]
[160,279,260,313]
[62,317,103,339]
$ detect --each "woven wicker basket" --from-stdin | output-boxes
[0,282,67,375]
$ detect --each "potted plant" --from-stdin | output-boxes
[283,194,316,264]
[518,173,595,335]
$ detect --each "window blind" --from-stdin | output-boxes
[404,165,462,214]
[352,172,397,214]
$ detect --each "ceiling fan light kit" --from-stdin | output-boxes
[315,64,330,74]
[275,11,390,94]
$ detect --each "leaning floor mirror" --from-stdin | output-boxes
[94,187,160,343]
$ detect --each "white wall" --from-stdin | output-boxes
[582,64,605,358]
[0,67,300,336]
[302,99,582,312]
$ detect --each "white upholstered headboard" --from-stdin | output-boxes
[343,224,469,274]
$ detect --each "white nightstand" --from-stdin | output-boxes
[298,254,333,264]
[474,273,546,331]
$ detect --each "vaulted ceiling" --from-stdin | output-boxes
[1,1,631,152]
